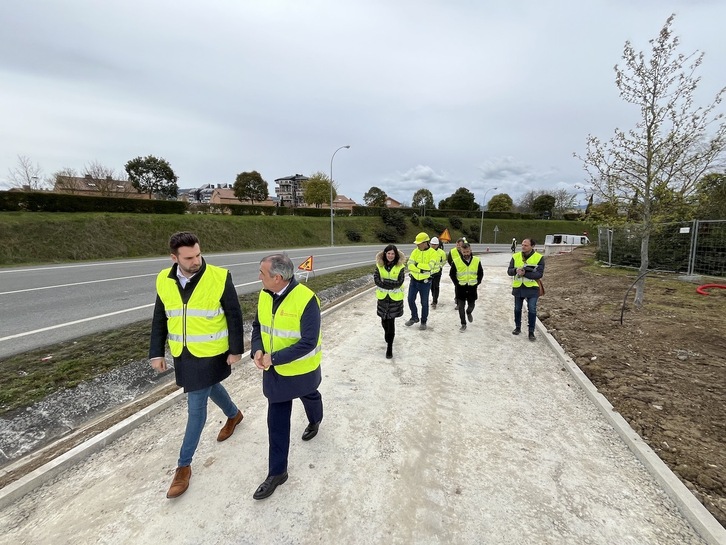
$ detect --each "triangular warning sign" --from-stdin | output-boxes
[439,228,451,242]
[298,256,314,271]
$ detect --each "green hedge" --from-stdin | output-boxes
[0,191,186,214]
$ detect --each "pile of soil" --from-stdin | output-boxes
[537,246,726,527]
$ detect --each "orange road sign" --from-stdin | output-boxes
[298,256,314,271]
[439,228,451,242]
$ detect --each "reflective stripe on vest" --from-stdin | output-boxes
[512,251,542,288]
[376,264,405,300]
[156,264,230,357]
[451,254,480,285]
[257,283,322,377]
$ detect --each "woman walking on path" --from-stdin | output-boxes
[374,244,406,359]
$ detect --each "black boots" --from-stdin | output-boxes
[386,342,393,359]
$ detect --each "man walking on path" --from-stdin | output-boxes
[447,237,467,310]
[507,238,545,341]
[149,231,245,499]
[428,236,447,309]
[251,253,323,500]
[449,242,483,331]
[405,232,437,330]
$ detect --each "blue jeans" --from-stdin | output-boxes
[407,279,431,323]
[178,383,238,467]
[514,294,539,332]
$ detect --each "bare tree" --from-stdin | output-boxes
[551,188,579,218]
[7,155,46,190]
[83,160,129,196]
[576,14,726,308]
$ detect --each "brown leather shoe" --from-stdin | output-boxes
[166,465,191,499]
[217,410,243,442]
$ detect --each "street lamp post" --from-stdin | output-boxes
[330,145,350,246]
[478,187,498,244]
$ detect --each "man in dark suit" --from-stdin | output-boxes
[251,253,323,500]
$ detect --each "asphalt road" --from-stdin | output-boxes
[0,243,510,360]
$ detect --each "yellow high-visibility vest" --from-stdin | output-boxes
[376,264,405,300]
[257,283,322,377]
[408,247,437,281]
[156,265,229,357]
[512,251,543,288]
[451,254,480,286]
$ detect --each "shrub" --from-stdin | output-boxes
[380,208,407,235]
[410,213,420,226]
[449,216,463,230]
[345,229,362,242]
[375,228,399,243]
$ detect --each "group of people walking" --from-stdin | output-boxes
[373,232,545,357]
[149,230,544,502]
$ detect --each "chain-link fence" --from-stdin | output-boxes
[596,220,726,278]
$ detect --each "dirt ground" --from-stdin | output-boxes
[537,246,726,527]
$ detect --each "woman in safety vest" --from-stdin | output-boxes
[374,244,406,359]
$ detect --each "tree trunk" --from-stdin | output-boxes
[634,232,650,308]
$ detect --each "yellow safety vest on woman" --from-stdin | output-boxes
[511,251,543,289]
[257,283,322,377]
[451,254,481,286]
[376,264,405,300]
[156,265,229,357]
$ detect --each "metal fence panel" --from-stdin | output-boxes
[596,220,726,279]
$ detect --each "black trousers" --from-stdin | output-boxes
[430,273,442,304]
[456,298,476,325]
[381,318,396,344]
[267,390,323,476]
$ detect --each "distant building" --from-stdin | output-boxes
[274,174,309,208]
[333,194,357,211]
[209,186,277,207]
[54,175,150,199]
[384,196,402,208]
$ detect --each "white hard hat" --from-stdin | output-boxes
[430,237,439,245]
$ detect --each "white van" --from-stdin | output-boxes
[544,234,590,245]
[543,234,590,255]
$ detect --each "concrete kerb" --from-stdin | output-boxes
[535,319,726,545]
[0,286,374,511]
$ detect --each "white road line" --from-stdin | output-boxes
[0,260,371,343]
[0,274,157,296]
[0,305,155,342]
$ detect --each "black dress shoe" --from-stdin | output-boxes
[253,472,288,500]
[301,422,320,441]
[512,328,521,335]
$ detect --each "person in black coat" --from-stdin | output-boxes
[448,242,484,332]
[149,232,244,499]
[374,244,406,359]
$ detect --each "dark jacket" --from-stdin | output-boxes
[507,250,545,297]
[373,249,406,320]
[149,259,244,393]
[251,277,322,403]
[448,254,484,301]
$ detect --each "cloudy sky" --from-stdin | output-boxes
[1,0,725,207]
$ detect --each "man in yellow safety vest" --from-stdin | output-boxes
[149,232,245,499]
[251,253,323,500]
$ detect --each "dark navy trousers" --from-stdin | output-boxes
[267,390,323,476]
